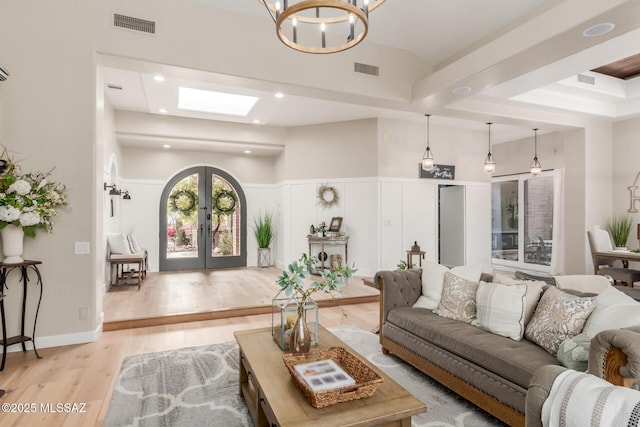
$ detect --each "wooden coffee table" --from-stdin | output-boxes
[234,325,425,427]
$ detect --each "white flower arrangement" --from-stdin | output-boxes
[0,147,68,237]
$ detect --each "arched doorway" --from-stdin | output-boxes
[159,166,247,271]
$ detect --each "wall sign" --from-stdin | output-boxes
[419,164,455,180]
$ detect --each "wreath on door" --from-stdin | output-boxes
[169,189,198,216]
[212,189,238,216]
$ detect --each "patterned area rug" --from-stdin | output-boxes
[105,325,505,426]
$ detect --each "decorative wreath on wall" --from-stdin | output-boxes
[317,184,340,209]
[169,189,198,215]
[212,189,238,216]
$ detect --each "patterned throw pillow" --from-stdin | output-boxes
[433,271,479,323]
[472,281,526,341]
[525,286,596,355]
[556,333,591,371]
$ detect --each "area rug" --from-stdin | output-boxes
[105,325,506,426]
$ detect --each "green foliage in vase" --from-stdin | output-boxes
[276,253,357,305]
[252,211,275,248]
[607,215,632,247]
[0,147,68,238]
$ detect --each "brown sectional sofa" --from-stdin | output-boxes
[375,269,640,427]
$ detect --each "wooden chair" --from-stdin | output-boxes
[587,229,640,286]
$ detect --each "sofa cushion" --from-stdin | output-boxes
[472,281,526,341]
[493,272,545,327]
[554,275,610,294]
[387,307,558,389]
[433,271,478,323]
[582,286,640,338]
[413,263,482,310]
[525,287,596,355]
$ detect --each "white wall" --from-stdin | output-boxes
[0,1,99,346]
[613,117,640,270]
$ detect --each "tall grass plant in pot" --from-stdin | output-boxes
[252,211,275,267]
[607,215,632,249]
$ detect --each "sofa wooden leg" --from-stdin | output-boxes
[381,347,390,355]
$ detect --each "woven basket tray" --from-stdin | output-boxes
[283,346,383,408]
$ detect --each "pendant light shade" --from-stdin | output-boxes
[530,128,542,177]
[421,114,435,172]
[483,122,496,175]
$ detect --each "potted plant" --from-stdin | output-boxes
[274,253,357,353]
[607,215,632,250]
[252,211,275,267]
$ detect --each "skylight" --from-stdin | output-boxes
[178,87,258,116]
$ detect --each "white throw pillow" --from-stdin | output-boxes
[413,262,482,310]
[582,286,640,337]
[554,275,610,295]
[472,281,526,341]
[107,232,132,255]
[493,272,545,327]
[128,234,143,253]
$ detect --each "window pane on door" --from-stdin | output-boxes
[166,174,199,259]
[524,176,554,266]
[211,176,241,257]
[491,181,518,261]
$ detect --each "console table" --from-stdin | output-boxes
[0,260,43,371]
[307,234,349,272]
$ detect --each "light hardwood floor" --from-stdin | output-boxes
[103,266,379,326]
[0,302,379,426]
[1,266,379,426]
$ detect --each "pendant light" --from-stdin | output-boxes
[483,122,496,175]
[530,128,542,177]
[421,114,435,172]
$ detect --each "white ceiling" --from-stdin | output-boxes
[102,0,640,150]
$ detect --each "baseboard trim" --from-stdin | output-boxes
[6,316,103,353]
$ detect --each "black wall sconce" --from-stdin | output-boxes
[105,183,132,199]
[104,183,121,196]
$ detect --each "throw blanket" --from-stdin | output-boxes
[541,369,640,427]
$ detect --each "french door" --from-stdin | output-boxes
[159,166,246,271]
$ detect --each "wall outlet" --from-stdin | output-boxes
[79,307,88,320]
[75,242,90,254]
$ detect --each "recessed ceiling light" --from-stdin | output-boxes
[153,75,165,82]
[582,23,615,37]
[274,92,284,99]
[159,108,168,114]
[244,150,252,154]
[178,87,258,116]
[252,119,261,124]
[452,86,472,95]
[162,144,171,149]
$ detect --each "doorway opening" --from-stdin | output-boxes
[438,184,465,266]
[159,166,247,271]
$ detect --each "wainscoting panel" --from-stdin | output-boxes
[402,182,438,265]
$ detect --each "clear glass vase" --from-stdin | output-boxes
[289,304,311,354]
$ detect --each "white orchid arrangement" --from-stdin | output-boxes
[0,148,68,237]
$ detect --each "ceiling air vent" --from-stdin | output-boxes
[0,67,9,82]
[107,84,123,90]
[354,62,379,77]
[577,74,595,85]
[113,13,156,35]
